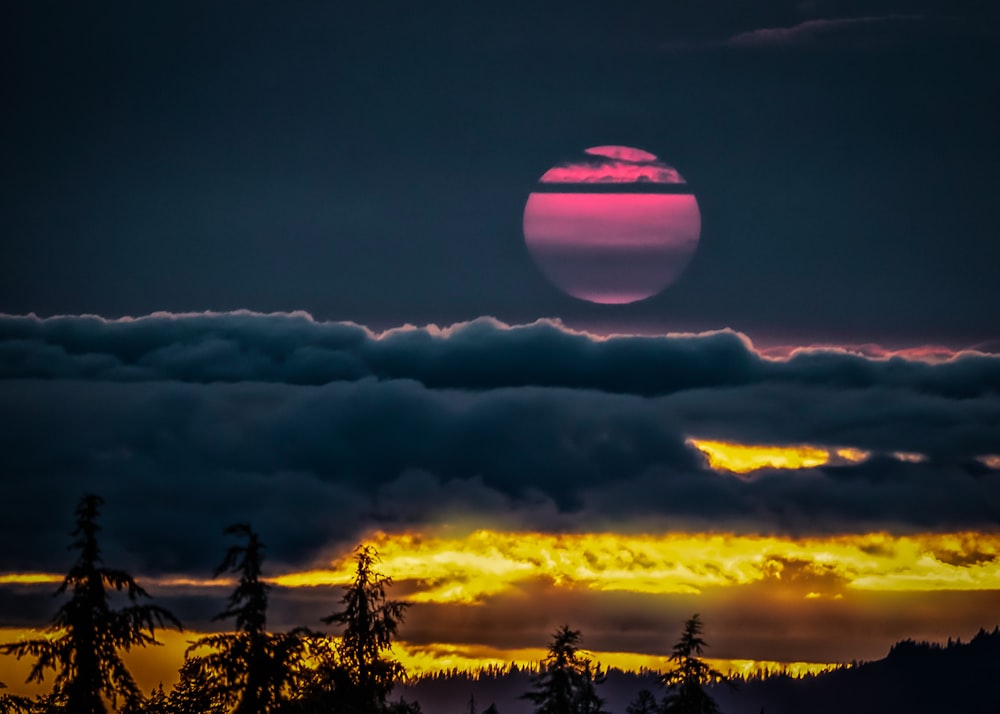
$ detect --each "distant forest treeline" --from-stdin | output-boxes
[2,496,999,714]
[401,630,1000,714]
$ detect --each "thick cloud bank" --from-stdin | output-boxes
[0,312,998,576]
[2,312,998,397]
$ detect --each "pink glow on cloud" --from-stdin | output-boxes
[523,192,701,304]
[757,343,977,363]
[585,146,658,161]
[539,145,685,184]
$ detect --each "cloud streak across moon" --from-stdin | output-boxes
[524,145,701,304]
[537,145,687,184]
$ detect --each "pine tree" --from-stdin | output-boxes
[522,626,607,714]
[318,544,409,713]
[659,614,726,714]
[573,660,607,714]
[118,685,170,714]
[625,688,658,714]
[0,494,181,713]
[166,658,227,714]
[185,524,307,714]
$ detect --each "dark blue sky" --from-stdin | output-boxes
[3,1,998,345]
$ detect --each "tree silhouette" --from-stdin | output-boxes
[166,658,227,713]
[573,660,608,714]
[118,685,170,714]
[0,683,31,714]
[185,524,307,714]
[314,544,410,713]
[522,626,608,714]
[660,614,727,714]
[0,494,181,713]
[625,688,658,714]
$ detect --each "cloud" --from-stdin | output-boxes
[2,312,998,397]
[661,13,983,52]
[0,312,997,580]
[725,15,925,48]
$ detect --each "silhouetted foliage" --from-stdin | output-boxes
[660,615,726,714]
[573,661,607,714]
[307,544,410,713]
[522,626,608,714]
[384,695,423,714]
[0,495,181,714]
[625,688,658,714]
[0,683,32,714]
[166,658,227,714]
[118,685,169,714]
[185,524,308,714]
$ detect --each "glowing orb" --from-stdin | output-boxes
[522,145,701,304]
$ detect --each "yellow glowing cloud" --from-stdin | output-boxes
[687,439,870,473]
[270,529,1000,604]
[833,447,870,463]
[0,573,62,586]
[5,531,1000,608]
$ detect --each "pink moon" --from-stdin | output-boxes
[522,145,701,305]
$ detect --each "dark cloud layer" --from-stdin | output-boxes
[1,313,997,579]
[2,313,998,397]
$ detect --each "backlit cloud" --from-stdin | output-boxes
[538,146,685,184]
[0,312,998,583]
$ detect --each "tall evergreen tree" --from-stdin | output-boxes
[522,626,607,714]
[185,524,307,714]
[317,544,409,713]
[659,614,726,714]
[0,494,181,713]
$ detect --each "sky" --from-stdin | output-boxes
[1,0,1000,698]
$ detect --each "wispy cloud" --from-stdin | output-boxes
[661,14,972,52]
[725,15,925,48]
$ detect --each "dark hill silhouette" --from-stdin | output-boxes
[399,628,1000,714]
[712,627,1000,714]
